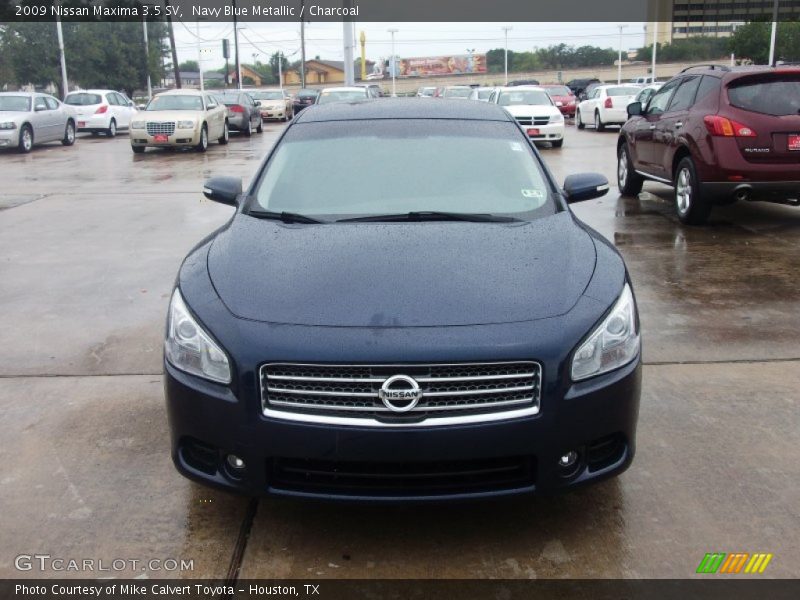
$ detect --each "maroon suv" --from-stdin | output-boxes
[617,65,800,224]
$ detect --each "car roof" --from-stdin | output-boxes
[320,86,368,92]
[294,97,514,123]
[157,89,205,96]
[0,91,44,97]
[251,88,284,92]
[495,86,547,92]
[67,89,119,94]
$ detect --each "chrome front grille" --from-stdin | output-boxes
[146,121,175,136]
[260,362,541,426]
[515,116,550,126]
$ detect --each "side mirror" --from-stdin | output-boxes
[203,176,242,206]
[255,100,262,107]
[563,173,609,204]
[627,101,643,117]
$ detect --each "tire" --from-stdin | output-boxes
[243,120,252,137]
[219,121,229,144]
[62,120,76,146]
[106,119,116,137]
[552,139,564,148]
[594,111,605,132]
[256,119,263,134]
[195,124,209,152]
[18,125,33,153]
[674,157,711,225]
[617,143,644,196]
[576,109,585,130]
[131,145,145,154]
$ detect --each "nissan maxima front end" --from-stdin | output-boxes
[165,99,641,501]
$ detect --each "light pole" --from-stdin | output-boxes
[388,28,398,97]
[501,26,512,86]
[196,21,205,92]
[142,17,152,100]
[55,12,68,97]
[617,25,628,85]
[235,25,245,90]
[278,52,284,89]
[651,21,658,82]
[768,0,779,66]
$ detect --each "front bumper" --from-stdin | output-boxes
[523,123,565,143]
[260,107,286,120]
[130,127,201,147]
[165,356,640,501]
[0,129,18,147]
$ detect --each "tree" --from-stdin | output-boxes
[178,60,199,72]
[637,37,731,64]
[730,21,800,64]
[269,52,289,79]
[1,23,63,95]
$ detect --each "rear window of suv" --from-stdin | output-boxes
[727,74,800,116]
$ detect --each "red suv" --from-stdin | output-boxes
[617,65,800,224]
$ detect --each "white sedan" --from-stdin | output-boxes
[64,89,137,137]
[488,86,565,147]
[576,85,642,131]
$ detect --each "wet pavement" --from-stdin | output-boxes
[1,121,798,579]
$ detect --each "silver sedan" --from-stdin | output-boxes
[0,92,77,153]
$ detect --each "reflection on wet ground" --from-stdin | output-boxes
[1,123,798,579]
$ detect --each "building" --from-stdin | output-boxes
[645,0,800,46]
[227,64,269,87]
[283,60,346,85]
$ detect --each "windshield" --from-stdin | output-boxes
[419,88,435,96]
[544,86,571,96]
[607,86,641,97]
[0,96,31,111]
[217,93,244,104]
[250,120,556,220]
[444,88,472,98]
[728,75,800,117]
[251,91,284,100]
[498,90,552,106]
[317,90,368,104]
[477,90,493,99]
[65,93,102,106]
[146,95,204,111]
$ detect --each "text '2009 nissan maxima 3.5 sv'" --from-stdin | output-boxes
[165,99,641,501]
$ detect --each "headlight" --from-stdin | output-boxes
[165,289,231,384]
[0,122,17,130]
[551,113,564,122]
[571,284,640,381]
[130,120,145,129]
[177,120,196,129]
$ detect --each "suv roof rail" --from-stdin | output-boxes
[679,64,732,74]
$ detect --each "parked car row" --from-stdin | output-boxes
[0,92,77,152]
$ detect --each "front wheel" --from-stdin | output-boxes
[218,121,229,144]
[106,119,116,137]
[62,120,76,146]
[576,109,585,130]
[18,125,33,153]
[256,119,263,134]
[195,124,209,152]
[674,157,711,225]
[617,143,644,196]
[594,111,605,132]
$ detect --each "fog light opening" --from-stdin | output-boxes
[557,450,582,478]
[226,454,246,471]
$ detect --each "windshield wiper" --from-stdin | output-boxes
[337,211,519,223]
[248,210,325,224]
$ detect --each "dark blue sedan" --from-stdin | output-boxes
[164,99,641,501]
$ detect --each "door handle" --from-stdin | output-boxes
[649,125,656,130]
[675,122,683,129]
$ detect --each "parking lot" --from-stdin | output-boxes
[1,120,798,579]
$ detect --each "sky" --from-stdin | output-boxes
[171,21,648,71]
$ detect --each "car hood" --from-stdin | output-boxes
[139,110,204,121]
[0,111,31,123]
[504,105,562,117]
[207,212,596,327]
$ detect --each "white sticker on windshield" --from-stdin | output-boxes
[522,189,544,199]
[509,142,524,152]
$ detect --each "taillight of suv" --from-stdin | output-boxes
[703,115,756,137]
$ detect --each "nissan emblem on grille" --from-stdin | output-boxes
[378,375,422,412]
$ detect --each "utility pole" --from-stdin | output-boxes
[197,21,205,92]
[501,26,512,86]
[651,21,658,82]
[142,17,152,100]
[55,12,69,98]
[359,30,367,81]
[617,25,627,85]
[278,53,283,89]
[387,28,398,96]
[343,14,355,86]
[768,0,779,66]
[300,0,306,87]
[233,0,242,90]
[165,0,181,88]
